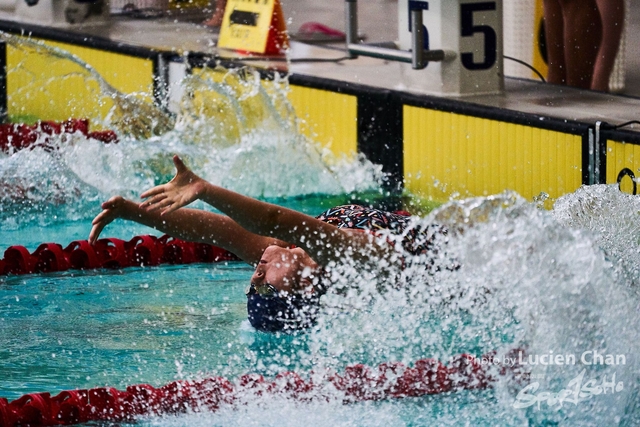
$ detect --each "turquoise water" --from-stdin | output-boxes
[2,188,639,426]
[0,222,521,426]
[0,36,639,426]
[0,261,254,398]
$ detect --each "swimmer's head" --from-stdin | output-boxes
[246,245,320,332]
[249,245,316,295]
[246,284,319,332]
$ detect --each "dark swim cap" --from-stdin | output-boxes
[246,288,319,333]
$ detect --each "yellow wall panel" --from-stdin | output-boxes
[194,67,276,134]
[532,0,548,80]
[403,106,583,202]
[182,67,298,144]
[606,140,640,195]
[7,37,154,124]
[288,85,357,159]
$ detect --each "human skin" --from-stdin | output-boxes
[543,0,602,89]
[543,0,624,91]
[591,0,625,91]
[89,156,393,294]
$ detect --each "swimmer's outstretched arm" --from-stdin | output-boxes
[89,196,287,265]
[140,156,389,266]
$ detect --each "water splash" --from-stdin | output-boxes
[1,186,638,425]
[283,189,640,425]
[0,40,383,231]
[553,184,640,286]
[1,33,638,426]
[0,32,174,138]
[0,134,103,229]
[94,186,637,425]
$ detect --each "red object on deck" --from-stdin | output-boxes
[298,22,346,38]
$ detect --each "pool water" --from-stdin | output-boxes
[1,262,249,397]
[1,36,639,426]
[0,236,525,427]
[2,188,639,427]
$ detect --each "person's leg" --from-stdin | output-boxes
[559,0,602,89]
[543,0,568,84]
[591,0,625,91]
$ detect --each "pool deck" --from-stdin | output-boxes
[1,0,639,130]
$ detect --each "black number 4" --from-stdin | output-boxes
[460,2,497,70]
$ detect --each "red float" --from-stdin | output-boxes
[0,353,506,427]
[0,235,238,276]
[0,119,118,154]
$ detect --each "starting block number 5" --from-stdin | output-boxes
[399,0,503,94]
[460,2,497,70]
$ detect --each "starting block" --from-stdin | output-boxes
[397,0,503,95]
[348,0,503,96]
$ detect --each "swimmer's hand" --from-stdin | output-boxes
[89,196,129,244]
[140,155,206,215]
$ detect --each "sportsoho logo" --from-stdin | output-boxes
[512,368,624,410]
[474,350,627,410]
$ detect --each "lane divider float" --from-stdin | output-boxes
[0,351,524,427]
[0,235,238,276]
[0,119,118,153]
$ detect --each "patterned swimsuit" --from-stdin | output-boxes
[315,204,444,256]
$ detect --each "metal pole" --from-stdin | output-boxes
[344,0,451,67]
[410,8,424,69]
[347,44,446,63]
[345,0,358,58]
[588,128,596,185]
[595,121,602,184]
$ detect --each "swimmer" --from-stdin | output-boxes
[89,155,444,332]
